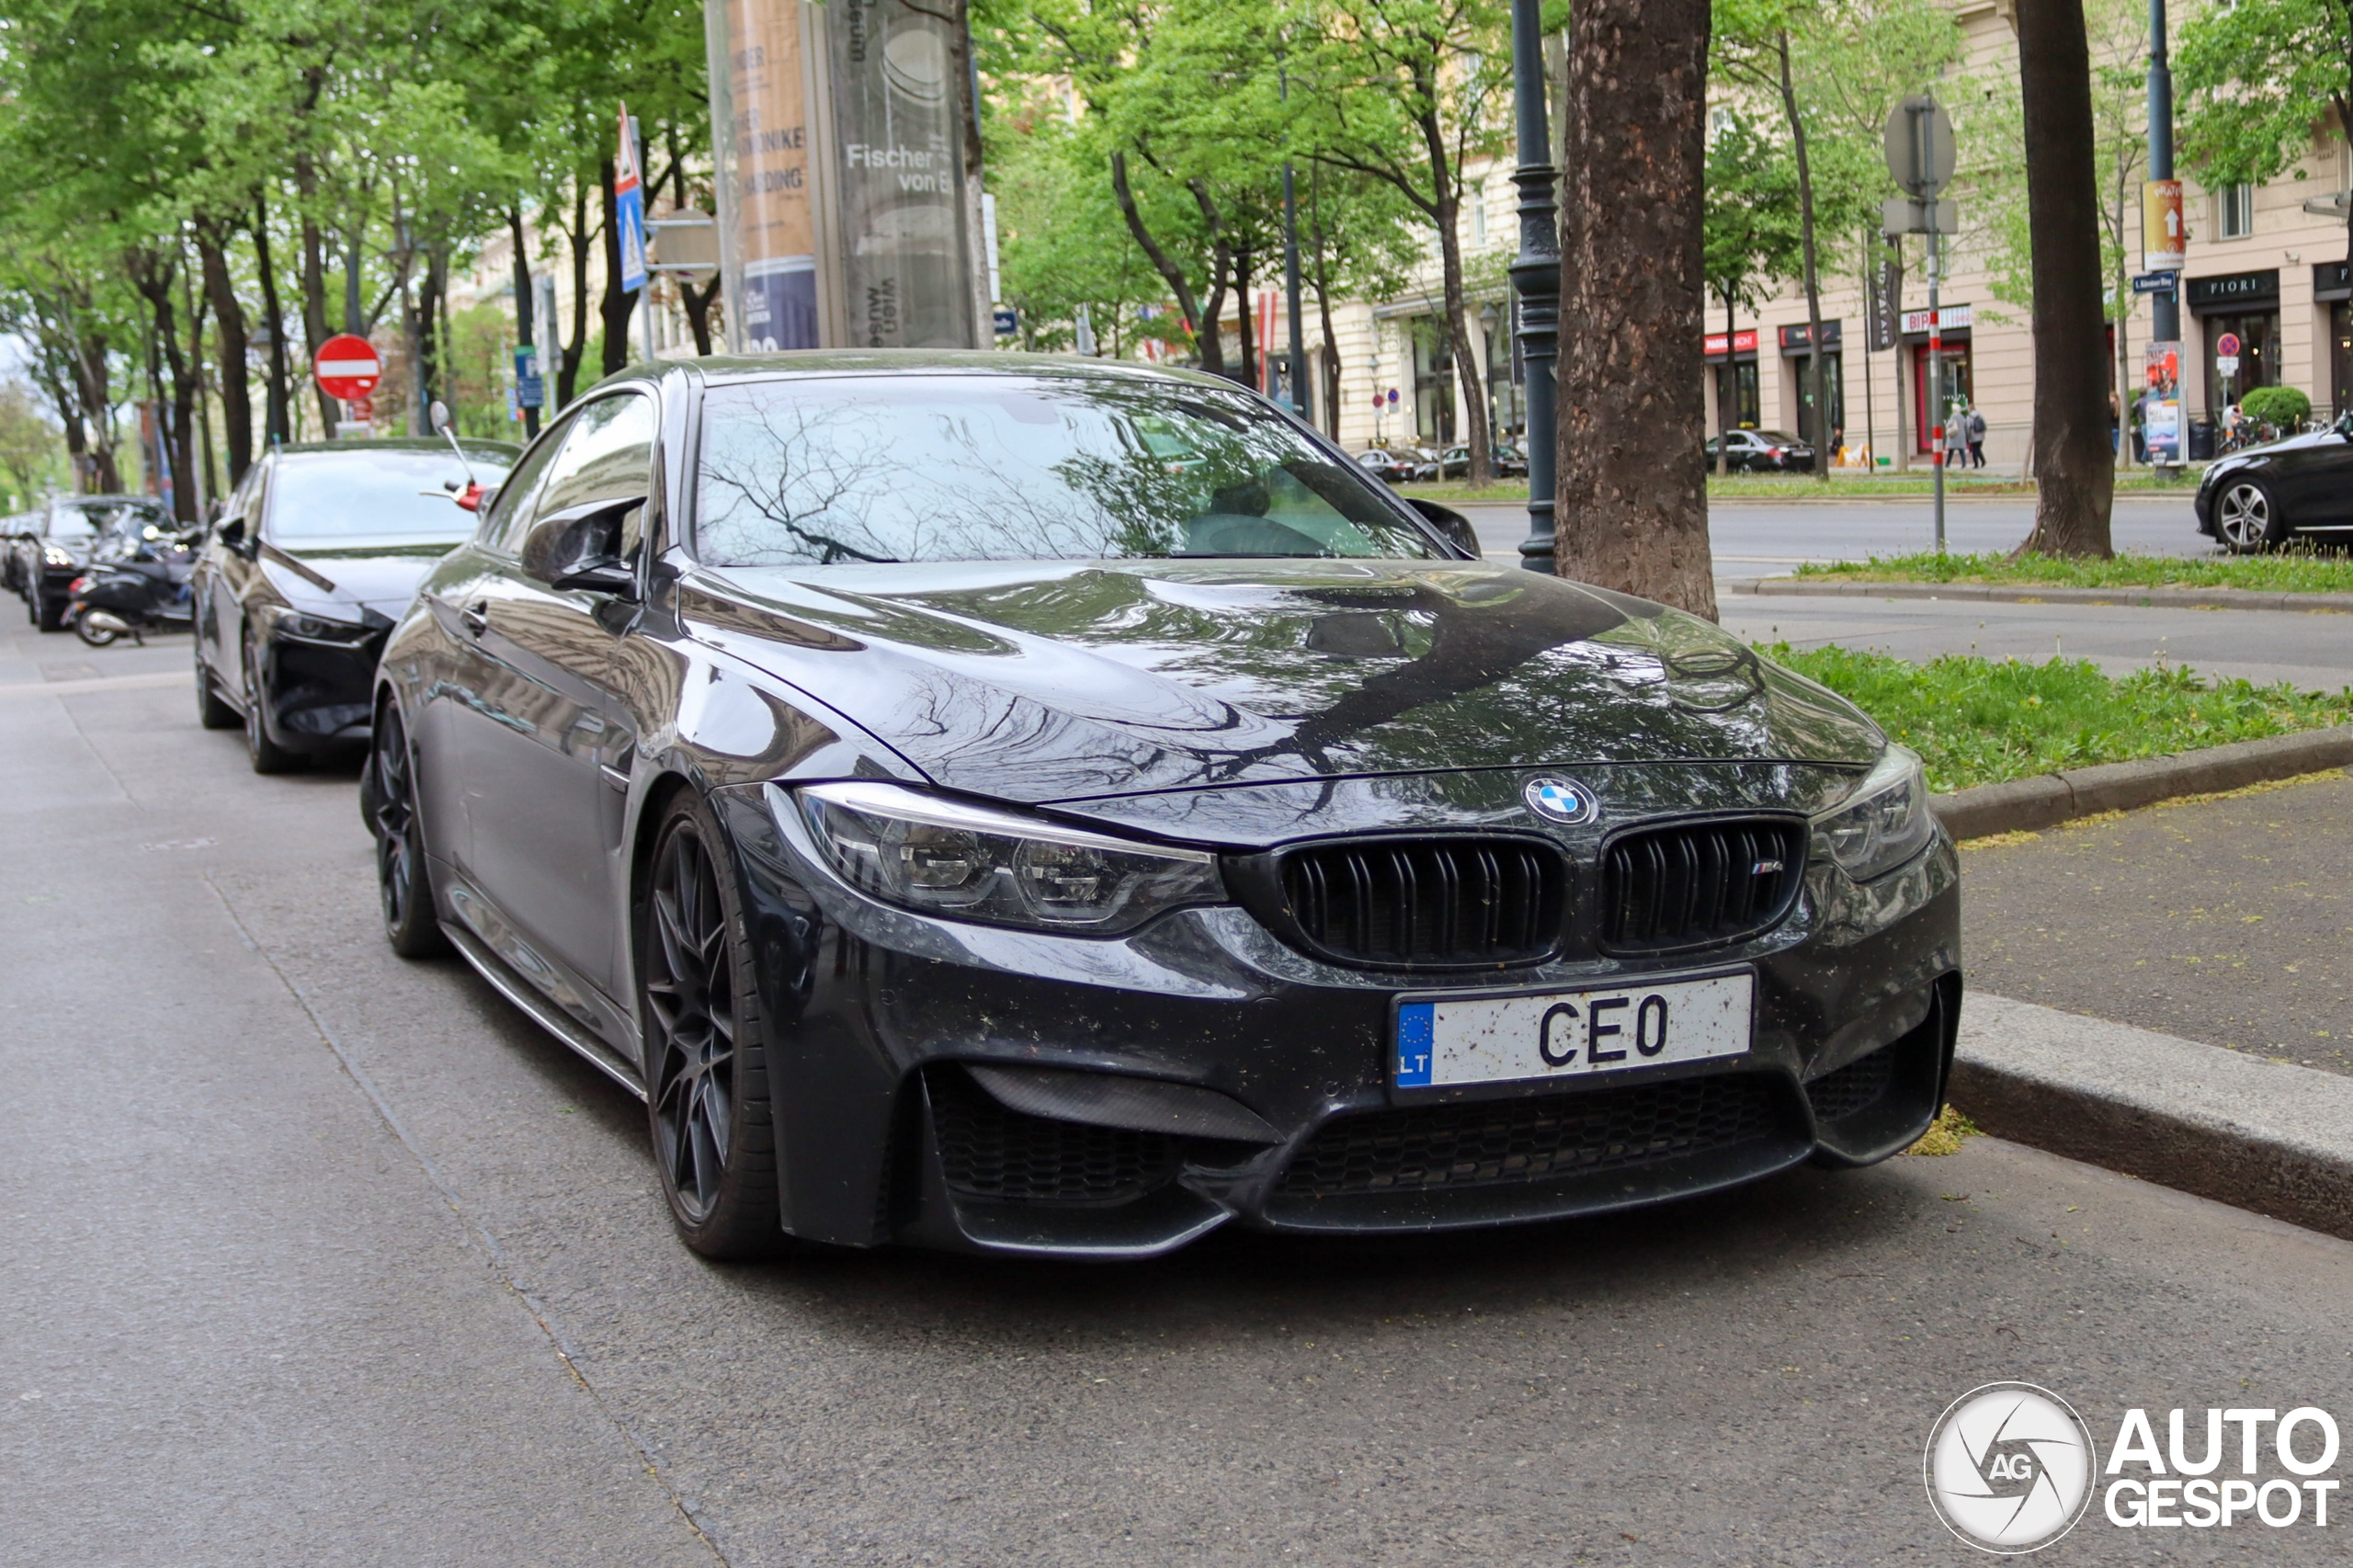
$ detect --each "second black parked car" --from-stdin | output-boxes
[11,494,174,630]
[2196,413,2353,552]
[192,437,517,771]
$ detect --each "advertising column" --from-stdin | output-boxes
[815,0,980,349]
[706,0,820,351]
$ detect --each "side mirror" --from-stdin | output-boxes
[520,498,642,597]
[429,399,450,434]
[1405,496,1482,559]
[216,517,245,551]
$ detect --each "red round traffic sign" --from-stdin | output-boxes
[313,334,381,401]
[2214,332,2242,358]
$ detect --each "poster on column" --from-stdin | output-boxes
[824,0,976,348]
[707,0,818,350]
[2143,340,2182,464]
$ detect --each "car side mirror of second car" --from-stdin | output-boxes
[520,499,643,597]
[1404,496,1482,559]
[216,517,245,551]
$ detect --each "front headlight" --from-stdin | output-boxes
[795,780,1226,934]
[1813,744,1936,881]
[42,543,74,566]
[276,609,372,643]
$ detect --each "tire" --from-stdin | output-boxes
[194,642,239,729]
[73,613,116,647]
[241,634,304,774]
[2214,476,2286,554]
[641,790,788,1259]
[368,700,449,958]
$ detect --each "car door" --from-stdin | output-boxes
[2272,426,2353,529]
[196,463,258,678]
[441,390,657,1003]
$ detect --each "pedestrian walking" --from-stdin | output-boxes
[1943,405,1969,469]
[1966,406,1987,469]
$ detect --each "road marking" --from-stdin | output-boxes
[0,669,191,699]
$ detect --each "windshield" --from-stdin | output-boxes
[268,449,514,543]
[694,374,1441,565]
[1753,431,1802,445]
[49,499,165,541]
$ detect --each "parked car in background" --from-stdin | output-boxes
[2196,412,2353,553]
[1412,444,1530,482]
[360,352,1959,1265]
[11,495,174,631]
[192,437,517,772]
[1703,429,1816,474]
[1354,448,1420,484]
[0,511,35,595]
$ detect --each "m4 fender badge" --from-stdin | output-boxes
[1523,776,1598,825]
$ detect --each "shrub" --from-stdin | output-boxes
[2240,384,2313,428]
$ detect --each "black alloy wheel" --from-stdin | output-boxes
[642,792,786,1258]
[241,634,303,774]
[369,701,448,959]
[2214,477,2284,554]
[195,641,240,729]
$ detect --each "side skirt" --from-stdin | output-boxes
[441,918,648,1102]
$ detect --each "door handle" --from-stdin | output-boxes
[459,600,489,637]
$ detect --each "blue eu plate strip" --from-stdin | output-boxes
[1396,1003,1434,1087]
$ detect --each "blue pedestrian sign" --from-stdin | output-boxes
[2131,271,2177,295]
[614,104,648,294]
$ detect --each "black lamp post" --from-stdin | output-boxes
[1507,0,1560,572]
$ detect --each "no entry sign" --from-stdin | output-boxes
[313,334,381,401]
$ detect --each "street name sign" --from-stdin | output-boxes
[2131,272,2177,295]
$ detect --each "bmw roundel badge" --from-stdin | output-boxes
[1523,777,1597,825]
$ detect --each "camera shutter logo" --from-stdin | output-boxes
[1925,1382,2098,1553]
[1523,777,1597,824]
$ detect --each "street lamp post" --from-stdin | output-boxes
[1281,65,1310,424]
[1507,0,1560,573]
[2148,0,2179,350]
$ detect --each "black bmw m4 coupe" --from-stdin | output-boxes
[364,352,1960,1260]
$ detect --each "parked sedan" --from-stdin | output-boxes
[363,352,1959,1262]
[1354,448,1420,483]
[193,437,517,771]
[1412,444,1530,482]
[1703,429,1816,473]
[13,494,173,630]
[2196,413,2353,552]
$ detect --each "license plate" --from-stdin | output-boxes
[1394,971,1755,1089]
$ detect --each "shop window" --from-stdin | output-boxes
[2202,307,2280,413]
[1411,318,1456,445]
[1715,359,1760,430]
[2219,184,2255,240]
[2335,301,2352,419]
[1794,353,1845,449]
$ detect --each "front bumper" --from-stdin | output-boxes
[711,780,1962,1258]
[256,622,384,750]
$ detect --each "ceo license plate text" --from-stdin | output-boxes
[1395,972,1755,1090]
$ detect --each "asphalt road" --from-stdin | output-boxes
[12,620,2353,1563]
[1460,495,2211,574]
[1961,770,2353,1074]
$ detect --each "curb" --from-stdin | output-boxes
[1732,578,2353,614]
[1929,728,2353,840]
[1952,995,2353,1244]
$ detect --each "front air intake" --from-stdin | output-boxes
[1599,817,1805,953]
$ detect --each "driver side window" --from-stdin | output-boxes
[529,392,657,551]
[477,415,574,556]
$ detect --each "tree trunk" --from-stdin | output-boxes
[507,206,540,438]
[417,246,449,426]
[1775,33,1831,482]
[598,153,636,377]
[1188,178,1240,382]
[1233,244,1257,392]
[2016,0,2115,557]
[559,181,593,408]
[1112,153,1220,378]
[254,198,293,447]
[292,156,339,434]
[1419,105,1495,487]
[1556,0,1716,614]
[197,219,254,486]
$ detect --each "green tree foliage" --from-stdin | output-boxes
[2177,0,2353,267]
[1702,109,1802,469]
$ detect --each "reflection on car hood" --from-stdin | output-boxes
[265,540,463,619]
[686,558,1886,802]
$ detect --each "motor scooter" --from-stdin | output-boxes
[66,527,199,646]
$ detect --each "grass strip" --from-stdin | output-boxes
[1762,642,2353,792]
[1790,550,2353,594]
[1400,471,2205,505]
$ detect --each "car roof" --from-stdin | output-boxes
[672,347,1244,394]
[272,437,523,460]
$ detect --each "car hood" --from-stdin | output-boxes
[263,540,463,620]
[687,559,1886,803]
